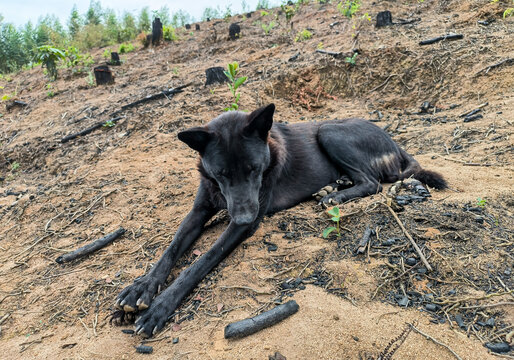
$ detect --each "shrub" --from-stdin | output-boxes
[33,45,65,80]
[295,29,312,42]
[118,42,135,53]
[163,25,177,41]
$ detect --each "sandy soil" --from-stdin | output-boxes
[1,0,513,359]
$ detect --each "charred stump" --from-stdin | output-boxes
[110,52,121,66]
[185,24,191,30]
[229,23,241,40]
[376,11,393,27]
[205,67,228,86]
[152,18,163,46]
[195,24,201,31]
[94,65,114,85]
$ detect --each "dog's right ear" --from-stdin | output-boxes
[178,127,212,154]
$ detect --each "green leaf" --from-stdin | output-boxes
[323,227,336,238]
[331,216,340,222]
[327,206,340,217]
[235,93,240,102]
[234,76,247,89]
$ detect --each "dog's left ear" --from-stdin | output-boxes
[178,127,212,154]
[244,103,275,141]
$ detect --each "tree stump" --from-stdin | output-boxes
[94,65,114,85]
[229,23,241,40]
[185,24,191,30]
[246,13,252,18]
[152,18,163,46]
[376,11,393,27]
[205,67,228,86]
[110,52,121,66]
[195,24,201,31]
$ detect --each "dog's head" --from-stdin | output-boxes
[178,104,275,225]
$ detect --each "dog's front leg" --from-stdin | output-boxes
[116,184,217,312]
[134,220,256,336]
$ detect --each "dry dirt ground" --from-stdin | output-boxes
[1,0,513,359]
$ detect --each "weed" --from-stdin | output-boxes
[33,45,66,81]
[323,206,341,238]
[476,197,487,208]
[262,21,276,35]
[172,67,179,75]
[260,10,270,16]
[337,0,361,18]
[103,48,112,58]
[345,52,358,65]
[64,47,94,73]
[87,71,95,87]
[295,29,312,42]
[11,161,20,171]
[46,84,55,97]
[163,25,177,41]
[281,4,296,22]
[317,41,324,49]
[118,43,135,54]
[223,62,247,111]
[103,120,115,127]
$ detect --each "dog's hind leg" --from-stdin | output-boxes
[116,183,217,313]
[317,123,385,206]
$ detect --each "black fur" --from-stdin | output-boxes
[116,104,446,336]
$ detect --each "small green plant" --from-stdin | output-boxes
[210,89,215,95]
[295,29,312,42]
[163,25,177,41]
[87,71,95,87]
[262,21,276,35]
[46,84,55,97]
[11,161,20,172]
[345,52,358,65]
[103,120,115,127]
[260,10,270,16]
[281,4,296,22]
[337,0,361,18]
[223,62,247,111]
[323,206,342,238]
[103,48,112,59]
[476,197,487,208]
[317,41,324,49]
[33,45,66,81]
[118,43,135,54]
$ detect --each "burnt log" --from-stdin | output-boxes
[5,100,28,112]
[376,11,393,27]
[419,33,463,46]
[152,18,163,46]
[60,116,123,143]
[110,52,121,66]
[205,67,228,86]
[229,23,241,40]
[94,65,114,85]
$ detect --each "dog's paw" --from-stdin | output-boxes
[336,175,353,188]
[116,276,160,312]
[312,183,339,201]
[319,192,342,207]
[135,298,173,337]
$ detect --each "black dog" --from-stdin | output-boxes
[116,104,446,336]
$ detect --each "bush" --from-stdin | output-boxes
[118,42,135,53]
[33,45,66,80]
[163,25,177,41]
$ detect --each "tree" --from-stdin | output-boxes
[0,23,27,73]
[154,6,171,26]
[85,0,102,26]
[171,10,193,27]
[68,5,82,39]
[120,11,137,42]
[138,7,151,32]
[104,8,120,43]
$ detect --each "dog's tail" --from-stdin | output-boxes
[399,149,447,190]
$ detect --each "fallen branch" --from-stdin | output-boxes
[315,49,342,57]
[224,300,299,339]
[60,116,124,143]
[475,58,514,77]
[381,200,432,272]
[395,18,421,25]
[409,323,462,360]
[55,227,126,264]
[459,102,488,118]
[116,83,191,113]
[419,34,463,46]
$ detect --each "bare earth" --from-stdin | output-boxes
[1,1,513,359]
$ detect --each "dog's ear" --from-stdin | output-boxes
[244,103,275,141]
[178,127,212,154]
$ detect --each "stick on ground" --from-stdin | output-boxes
[381,201,433,272]
[55,227,126,264]
[60,116,123,143]
[419,34,463,45]
[224,300,299,339]
[355,226,374,254]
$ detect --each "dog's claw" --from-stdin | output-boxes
[138,301,149,310]
[124,304,135,312]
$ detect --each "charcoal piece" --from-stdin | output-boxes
[205,67,228,86]
[94,65,114,85]
[376,11,393,27]
[229,23,241,40]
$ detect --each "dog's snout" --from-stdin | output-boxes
[232,213,255,226]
